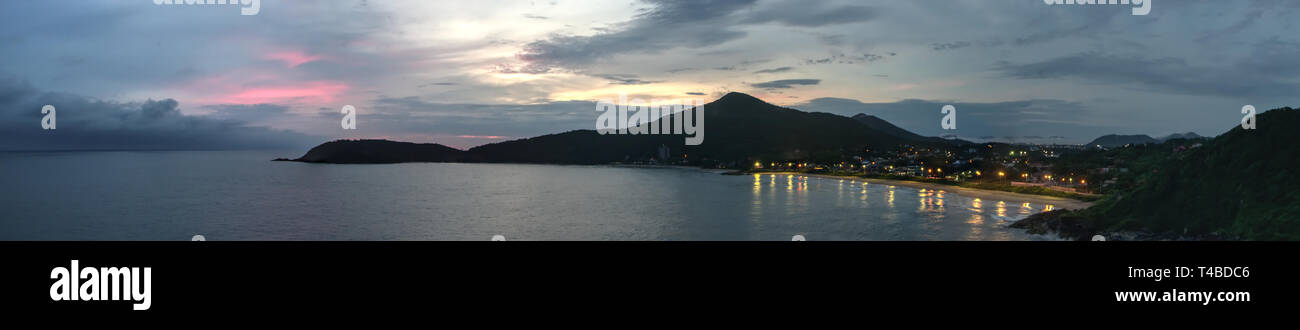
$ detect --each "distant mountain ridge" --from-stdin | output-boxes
[851,113,968,145]
[851,114,924,140]
[284,92,966,164]
[1158,132,1204,141]
[1085,132,1207,148]
[1085,134,1160,148]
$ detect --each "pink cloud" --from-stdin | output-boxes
[213,81,350,104]
[455,135,508,139]
[265,51,325,68]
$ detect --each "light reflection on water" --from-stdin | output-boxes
[742,174,1060,241]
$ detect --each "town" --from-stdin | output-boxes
[623,135,1211,202]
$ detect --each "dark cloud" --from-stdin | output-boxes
[713,59,769,71]
[419,82,459,88]
[685,92,706,96]
[995,46,1300,98]
[751,79,820,89]
[0,2,398,97]
[516,0,756,72]
[792,97,1107,144]
[516,0,878,72]
[201,104,292,123]
[590,74,662,85]
[745,2,876,27]
[1196,10,1263,43]
[0,77,319,151]
[931,41,971,51]
[754,66,794,74]
[802,53,890,65]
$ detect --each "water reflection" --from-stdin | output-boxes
[966,213,985,240]
[750,174,763,221]
[860,182,868,205]
[736,174,1052,240]
[887,186,895,208]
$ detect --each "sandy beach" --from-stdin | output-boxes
[754,172,1095,210]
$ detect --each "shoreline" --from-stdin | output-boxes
[753,171,1095,210]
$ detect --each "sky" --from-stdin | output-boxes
[2,0,1298,150]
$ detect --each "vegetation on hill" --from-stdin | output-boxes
[1084,134,1159,148]
[1023,108,1300,240]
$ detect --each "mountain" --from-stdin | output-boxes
[1085,134,1159,148]
[852,113,926,140]
[1158,132,1204,141]
[851,113,968,145]
[288,139,467,164]
[284,92,950,164]
[1019,107,1300,240]
[1083,132,1204,148]
[1093,107,1300,239]
[466,130,680,164]
[673,92,909,161]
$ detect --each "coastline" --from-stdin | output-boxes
[754,171,1095,210]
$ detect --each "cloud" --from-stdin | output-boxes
[685,92,706,96]
[994,46,1300,98]
[264,51,325,68]
[0,77,319,150]
[791,96,1109,144]
[419,82,459,88]
[590,73,662,85]
[515,0,756,73]
[201,103,292,122]
[514,0,880,73]
[930,41,971,51]
[1,0,1294,147]
[751,79,820,89]
[357,96,600,148]
[754,66,794,74]
[802,53,891,65]
[207,81,350,105]
[745,2,876,27]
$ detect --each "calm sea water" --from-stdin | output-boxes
[0,151,1061,241]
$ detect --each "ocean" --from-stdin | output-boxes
[0,150,1060,240]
